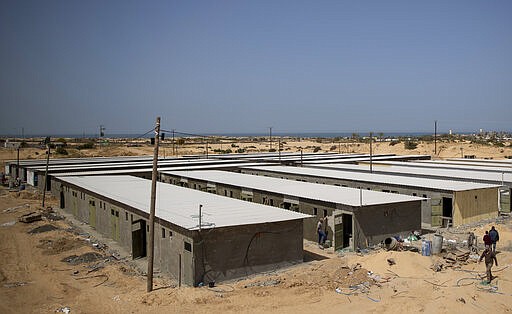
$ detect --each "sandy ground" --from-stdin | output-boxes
[1,139,511,162]
[1,141,511,313]
[1,187,512,313]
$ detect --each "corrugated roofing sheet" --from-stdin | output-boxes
[55,162,276,176]
[240,166,500,192]
[56,175,310,230]
[369,160,512,173]
[307,163,512,185]
[162,170,423,206]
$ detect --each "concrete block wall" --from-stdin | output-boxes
[353,201,421,247]
[193,220,304,285]
[240,169,452,227]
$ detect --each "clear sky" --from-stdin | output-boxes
[1,0,511,136]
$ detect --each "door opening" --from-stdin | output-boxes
[132,219,147,259]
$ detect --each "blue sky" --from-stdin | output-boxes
[1,0,511,136]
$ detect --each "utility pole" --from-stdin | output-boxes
[434,120,437,157]
[16,146,20,180]
[269,127,272,151]
[147,117,160,293]
[199,205,203,231]
[42,137,51,208]
[278,137,281,161]
[369,132,373,173]
[172,129,175,155]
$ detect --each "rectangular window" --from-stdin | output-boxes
[169,230,173,237]
[313,207,318,215]
[270,199,274,206]
[115,211,119,217]
[125,212,129,221]
[229,191,233,198]
[323,209,328,217]
[224,190,228,196]
[161,228,165,238]
[412,193,417,196]
[131,214,133,222]
[184,241,192,252]
[111,209,115,215]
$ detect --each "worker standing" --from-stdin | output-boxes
[489,226,499,253]
[317,218,326,249]
[479,247,498,284]
[483,231,492,249]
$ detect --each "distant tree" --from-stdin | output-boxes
[56,147,68,155]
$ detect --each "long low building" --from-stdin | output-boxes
[160,170,423,250]
[308,162,512,212]
[239,165,500,227]
[52,175,310,286]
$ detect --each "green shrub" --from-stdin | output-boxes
[404,141,418,150]
[77,142,95,150]
[56,147,68,155]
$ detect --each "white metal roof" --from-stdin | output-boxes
[56,175,310,230]
[26,158,243,171]
[240,165,500,192]
[304,154,430,164]
[368,160,512,173]
[53,162,276,176]
[162,170,423,206]
[307,163,512,185]
[447,158,512,165]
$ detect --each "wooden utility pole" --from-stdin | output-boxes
[369,132,373,173]
[434,120,437,157]
[147,117,160,292]
[278,137,281,161]
[172,129,175,155]
[269,127,272,151]
[42,138,51,208]
[16,146,20,179]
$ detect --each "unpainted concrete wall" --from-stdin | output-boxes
[352,201,421,247]
[239,169,454,227]
[193,220,304,285]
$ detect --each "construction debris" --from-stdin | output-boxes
[0,221,16,227]
[28,224,59,234]
[3,204,30,213]
[61,252,104,265]
[19,212,42,223]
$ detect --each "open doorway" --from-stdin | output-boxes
[442,197,453,227]
[334,212,353,250]
[132,219,147,259]
[60,190,65,209]
[342,213,353,249]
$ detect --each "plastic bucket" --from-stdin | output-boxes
[432,234,443,254]
[421,240,432,256]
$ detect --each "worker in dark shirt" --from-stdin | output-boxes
[483,231,492,249]
[479,247,498,283]
[489,226,499,252]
